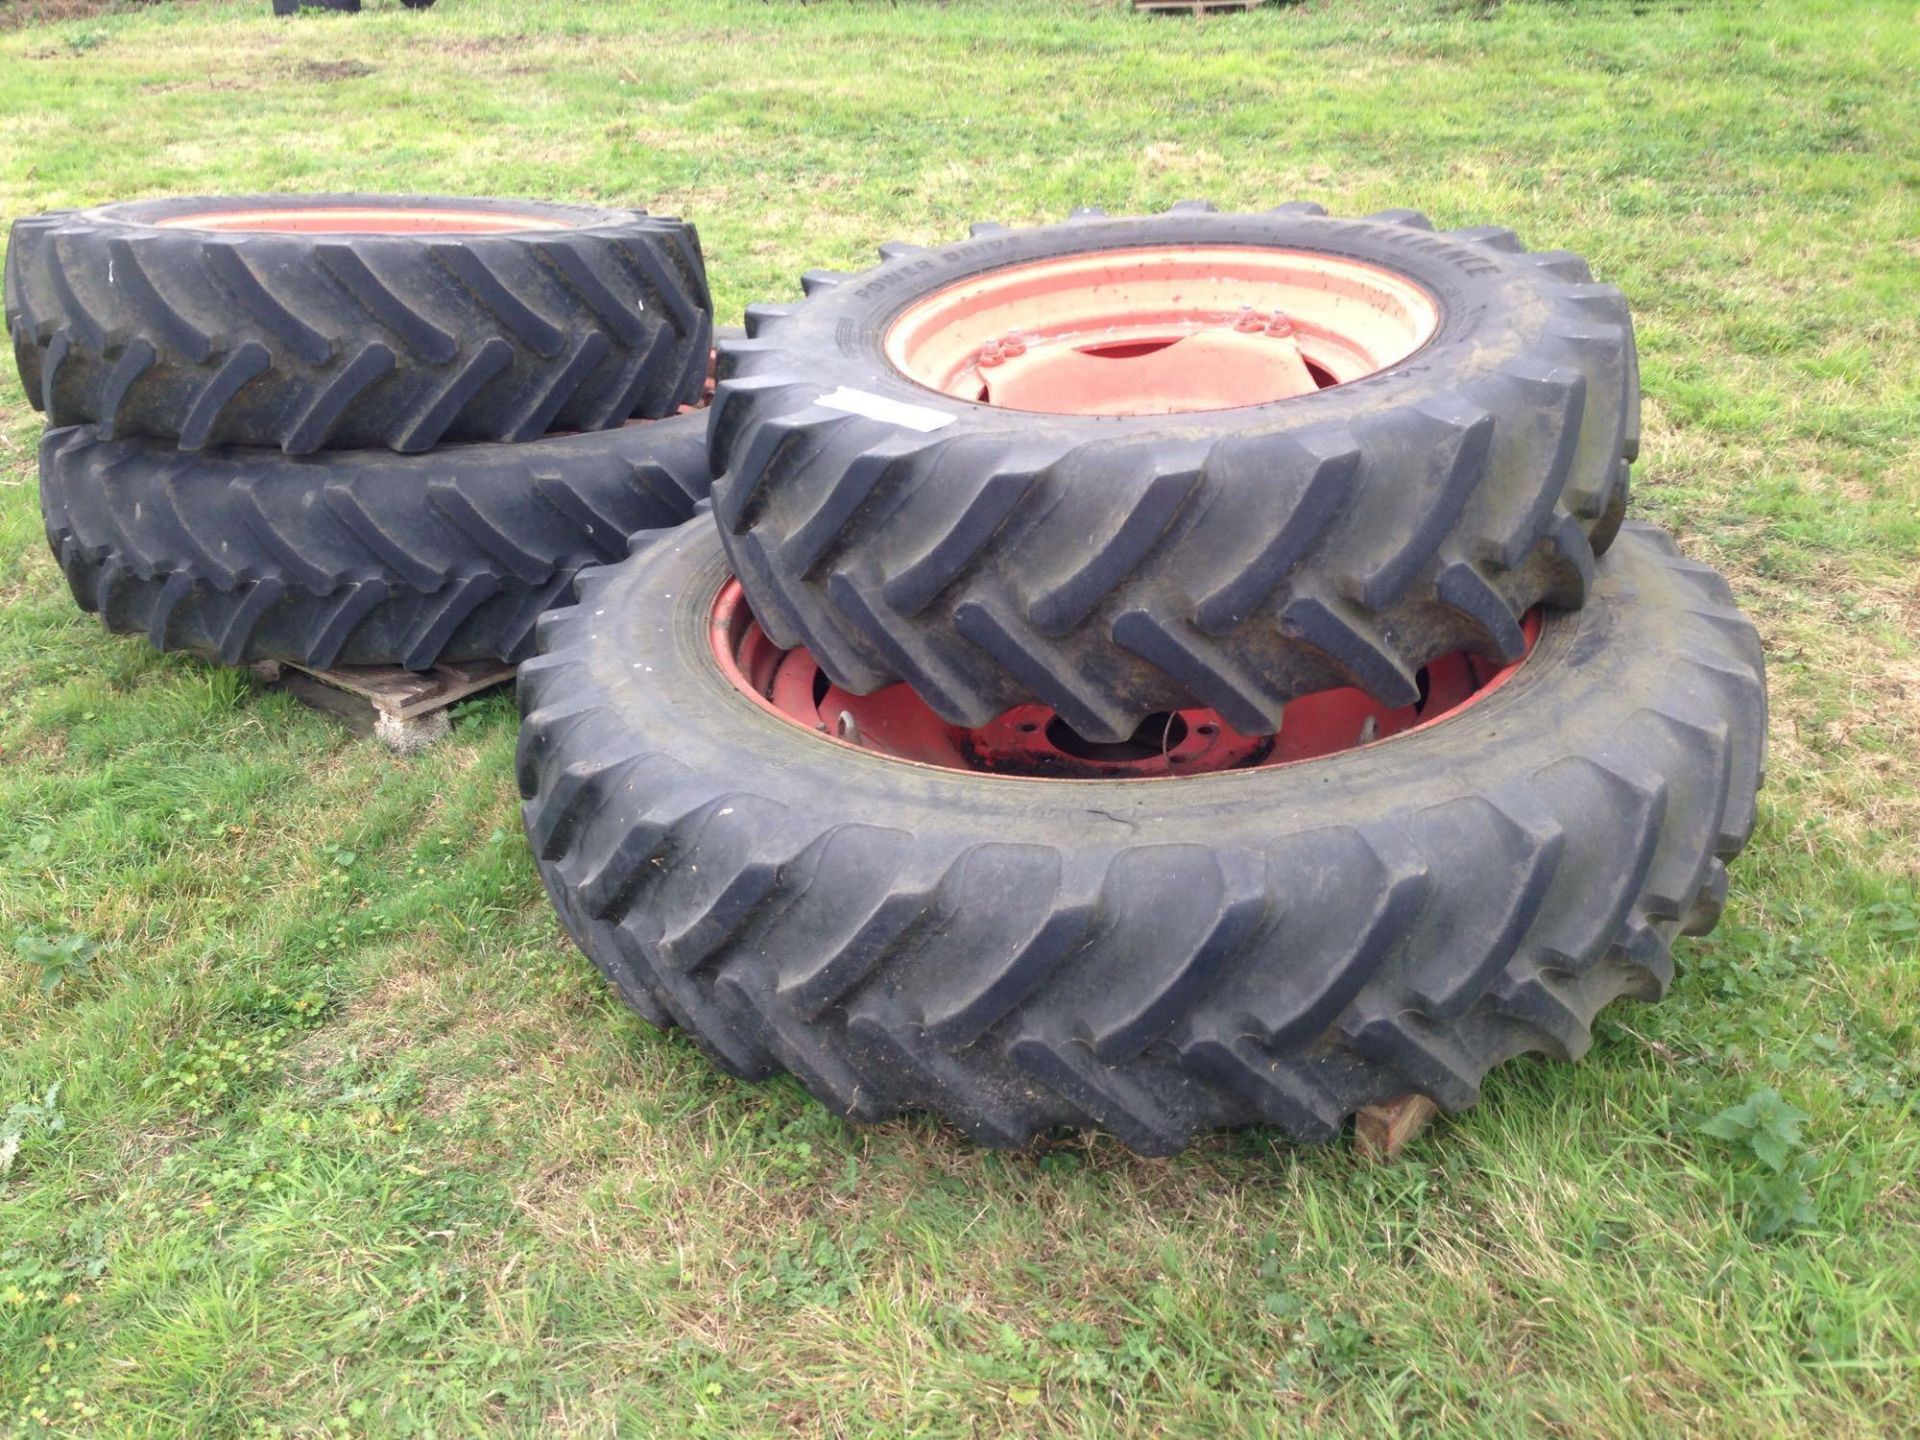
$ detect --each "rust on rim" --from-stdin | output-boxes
[882,244,1441,417]
[153,206,571,235]
[711,579,1536,781]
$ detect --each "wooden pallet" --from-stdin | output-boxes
[250,657,516,753]
[1134,0,1267,14]
[1354,1094,1440,1162]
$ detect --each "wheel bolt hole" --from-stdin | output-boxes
[1043,711,1188,762]
[1078,338,1181,360]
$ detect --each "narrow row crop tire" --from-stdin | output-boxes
[711,203,1639,743]
[6,195,712,455]
[516,520,1763,1156]
[38,412,712,671]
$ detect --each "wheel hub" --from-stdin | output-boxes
[710,579,1535,780]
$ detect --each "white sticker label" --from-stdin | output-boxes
[816,386,956,433]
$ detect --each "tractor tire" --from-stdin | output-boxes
[6,195,710,455]
[516,519,1763,1156]
[712,204,1638,743]
[39,412,711,671]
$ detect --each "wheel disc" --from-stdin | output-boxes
[883,245,1440,416]
[710,577,1535,779]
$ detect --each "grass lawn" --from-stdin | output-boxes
[2,0,1917,1434]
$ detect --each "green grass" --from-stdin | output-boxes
[2,0,1917,1434]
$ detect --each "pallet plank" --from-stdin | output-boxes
[1353,1094,1439,1162]
[252,657,516,752]
[1134,0,1266,14]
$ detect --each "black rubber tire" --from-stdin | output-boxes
[6,195,710,455]
[38,412,711,671]
[712,203,1638,743]
[516,520,1763,1156]
[274,0,360,12]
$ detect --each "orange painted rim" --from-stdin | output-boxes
[883,245,1440,417]
[154,206,572,235]
[710,579,1537,781]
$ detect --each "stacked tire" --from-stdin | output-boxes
[6,194,715,669]
[517,204,1767,1155]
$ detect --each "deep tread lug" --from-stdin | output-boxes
[1365,207,1434,229]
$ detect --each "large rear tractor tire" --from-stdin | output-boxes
[517,519,1761,1156]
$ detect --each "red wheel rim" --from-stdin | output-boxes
[883,245,1440,417]
[154,206,570,235]
[711,580,1536,781]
